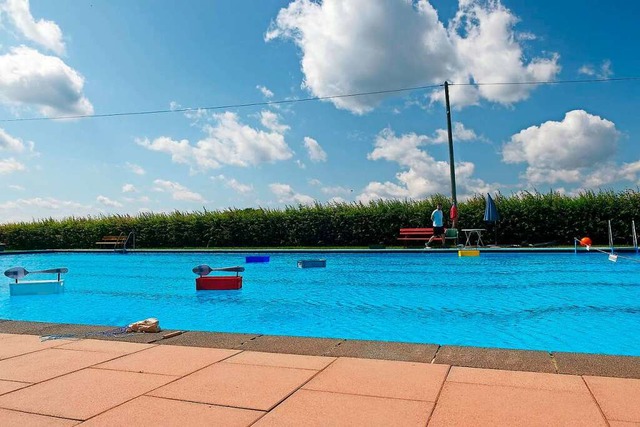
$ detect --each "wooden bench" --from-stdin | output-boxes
[96,235,126,248]
[397,228,442,245]
[397,228,459,246]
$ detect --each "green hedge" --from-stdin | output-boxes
[0,190,638,250]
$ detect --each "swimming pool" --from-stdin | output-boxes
[1,251,639,356]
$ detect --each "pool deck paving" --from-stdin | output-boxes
[0,321,639,425]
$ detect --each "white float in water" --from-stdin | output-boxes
[4,267,68,296]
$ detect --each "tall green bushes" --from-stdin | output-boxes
[0,190,638,249]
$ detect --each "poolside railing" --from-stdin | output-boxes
[608,220,614,254]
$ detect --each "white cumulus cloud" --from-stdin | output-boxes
[303,136,327,162]
[358,127,491,203]
[0,0,65,54]
[260,110,290,133]
[267,0,559,113]
[0,46,93,117]
[122,184,137,193]
[327,196,347,204]
[578,60,613,79]
[427,122,481,144]
[446,0,560,106]
[4,197,76,210]
[153,179,205,202]
[138,111,293,171]
[503,110,621,185]
[357,181,411,203]
[504,110,640,189]
[618,160,640,182]
[96,195,123,208]
[212,174,254,194]
[0,157,25,174]
[0,197,95,223]
[0,127,26,152]
[580,165,618,188]
[125,162,146,175]
[321,185,352,196]
[256,85,274,98]
[137,136,192,167]
[577,160,640,188]
[269,183,315,205]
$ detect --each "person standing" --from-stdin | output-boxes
[426,203,445,247]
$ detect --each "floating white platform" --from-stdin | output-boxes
[4,266,68,296]
[10,280,64,296]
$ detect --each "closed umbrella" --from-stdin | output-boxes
[449,204,458,229]
[484,193,500,245]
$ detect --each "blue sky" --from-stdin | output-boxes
[0,0,638,223]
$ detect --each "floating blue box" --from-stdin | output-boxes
[246,256,270,263]
[297,259,326,268]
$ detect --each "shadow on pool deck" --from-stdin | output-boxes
[1,319,639,379]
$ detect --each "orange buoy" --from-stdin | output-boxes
[579,237,592,246]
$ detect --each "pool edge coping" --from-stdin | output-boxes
[1,319,639,380]
[2,246,640,254]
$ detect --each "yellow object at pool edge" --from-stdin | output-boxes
[458,249,480,257]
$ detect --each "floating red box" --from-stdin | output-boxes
[196,276,242,290]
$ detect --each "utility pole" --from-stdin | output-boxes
[444,81,457,207]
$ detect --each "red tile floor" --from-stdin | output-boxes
[0,333,638,426]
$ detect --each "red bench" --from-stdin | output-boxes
[397,228,443,246]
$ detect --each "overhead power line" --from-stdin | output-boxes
[455,76,640,86]
[1,76,638,123]
[0,83,443,123]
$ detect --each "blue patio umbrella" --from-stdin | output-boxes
[484,193,500,244]
[484,193,500,223]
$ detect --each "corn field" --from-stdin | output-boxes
[0,190,638,250]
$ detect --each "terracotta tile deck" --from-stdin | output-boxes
[0,329,638,425]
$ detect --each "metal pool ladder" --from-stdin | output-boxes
[117,231,136,253]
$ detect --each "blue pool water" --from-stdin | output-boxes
[1,251,639,356]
